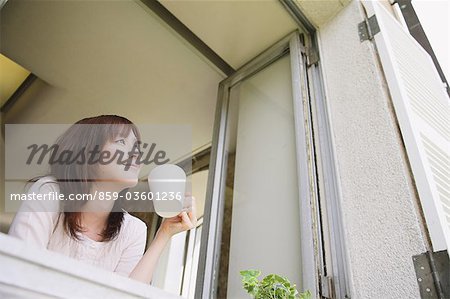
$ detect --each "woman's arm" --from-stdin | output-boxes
[129,195,197,284]
[128,228,171,284]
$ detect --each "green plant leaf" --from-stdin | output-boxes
[299,290,312,299]
[240,269,311,299]
[240,269,261,279]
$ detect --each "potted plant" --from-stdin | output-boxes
[240,269,312,299]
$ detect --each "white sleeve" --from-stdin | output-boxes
[7,180,61,248]
[114,218,147,277]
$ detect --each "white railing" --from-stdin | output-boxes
[0,233,182,299]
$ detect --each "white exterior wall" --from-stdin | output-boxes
[317,1,429,298]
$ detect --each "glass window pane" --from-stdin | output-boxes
[218,54,303,298]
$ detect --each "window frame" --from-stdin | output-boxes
[195,30,345,298]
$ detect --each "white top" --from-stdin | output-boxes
[7,176,148,278]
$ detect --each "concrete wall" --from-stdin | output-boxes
[317,0,430,298]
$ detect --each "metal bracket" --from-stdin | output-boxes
[413,250,450,299]
[321,275,334,298]
[358,14,380,42]
[306,47,320,66]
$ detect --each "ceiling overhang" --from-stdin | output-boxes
[292,0,352,28]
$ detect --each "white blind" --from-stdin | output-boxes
[363,0,450,251]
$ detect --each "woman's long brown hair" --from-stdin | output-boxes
[30,115,141,242]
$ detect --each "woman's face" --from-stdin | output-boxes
[94,130,142,190]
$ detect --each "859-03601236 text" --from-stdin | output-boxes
[9,191,183,201]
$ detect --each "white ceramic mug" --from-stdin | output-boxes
[148,164,186,218]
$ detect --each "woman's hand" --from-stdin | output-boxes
[157,193,197,238]
[130,194,197,284]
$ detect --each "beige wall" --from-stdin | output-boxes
[1,0,223,142]
[0,0,223,225]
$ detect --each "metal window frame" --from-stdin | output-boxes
[138,1,352,297]
[281,3,353,298]
[181,217,204,297]
[308,59,353,299]
[195,30,324,299]
[276,3,353,296]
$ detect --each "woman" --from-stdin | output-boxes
[8,115,197,284]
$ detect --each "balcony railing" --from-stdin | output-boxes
[0,233,182,298]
